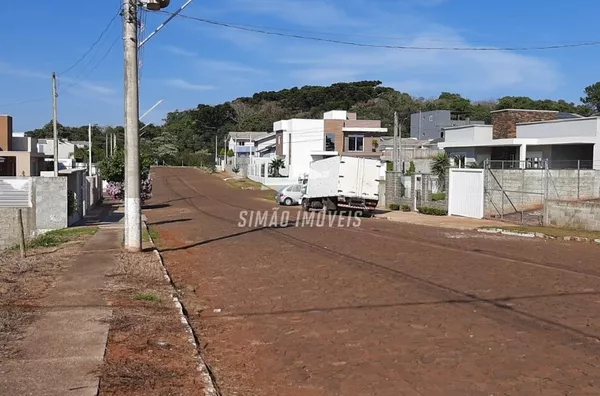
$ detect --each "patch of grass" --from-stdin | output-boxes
[480,225,600,240]
[26,227,98,249]
[432,192,446,201]
[142,226,160,243]
[417,206,448,216]
[134,292,160,302]
[389,203,400,211]
[226,178,263,190]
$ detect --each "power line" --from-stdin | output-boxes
[159,11,600,51]
[59,7,122,75]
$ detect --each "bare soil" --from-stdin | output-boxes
[145,167,600,396]
[98,249,203,396]
[0,240,88,360]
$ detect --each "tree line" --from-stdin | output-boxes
[24,80,600,166]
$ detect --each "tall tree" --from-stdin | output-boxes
[581,82,600,113]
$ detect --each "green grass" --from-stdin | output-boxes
[134,292,161,302]
[431,192,446,201]
[142,226,160,243]
[26,227,99,249]
[226,178,263,190]
[417,206,448,216]
[480,225,600,240]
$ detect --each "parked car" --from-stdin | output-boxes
[276,184,303,206]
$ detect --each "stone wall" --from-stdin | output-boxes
[385,172,448,212]
[545,200,600,231]
[491,110,557,139]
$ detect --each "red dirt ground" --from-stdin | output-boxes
[145,166,600,396]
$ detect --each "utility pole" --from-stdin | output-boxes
[105,131,108,158]
[52,73,59,177]
[123,0,141,252]
[88,124,93,177]
[399,121,403,173]
[214,135,218,165]
[393,111,399,172]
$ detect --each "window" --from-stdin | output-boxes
[348,136,364,152]
[325,134,336,151]
[238,141,245,146]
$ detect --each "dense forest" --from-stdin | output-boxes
[24,80,600,166]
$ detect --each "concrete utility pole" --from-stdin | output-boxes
[393,111,399,172]
[52,73,59,177]
[123,0,142,252]
[105,131,108,158]
[214,135,218,165]
[88,124,93,177]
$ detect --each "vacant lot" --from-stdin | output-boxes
[146,166,600,396]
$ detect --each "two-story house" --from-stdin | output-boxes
[274,111,388,179]
[0,115,46,176]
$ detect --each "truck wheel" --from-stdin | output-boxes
[302,199,310,212]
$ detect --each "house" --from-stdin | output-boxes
[0,115,46,176]
[253,132,276,158]
[273,110,388,179]
[37,138,76,169]
[439,109,600,170]
[411,110,485,140]
[228,132,271,158]
[380,137,443,173]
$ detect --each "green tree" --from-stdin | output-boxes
[431,152,451,191]
[406,161,416,175]
[269,157,285,177]
[581,82,600,113]
[99,148,153,183]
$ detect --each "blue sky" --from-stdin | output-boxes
[1,0,599,132]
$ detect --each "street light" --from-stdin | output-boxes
[143,0,170,11]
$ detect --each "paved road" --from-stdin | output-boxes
[146,167,600,396]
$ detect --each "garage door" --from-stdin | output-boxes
[448,169,484,219]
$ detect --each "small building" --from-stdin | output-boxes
[411,110,485,140]
[228,132,271,158]
[274,110,387,179]
[439,109,600,169]
[0,115,46,176]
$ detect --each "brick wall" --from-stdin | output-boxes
[545,200,600,231]
[491,110,557,139]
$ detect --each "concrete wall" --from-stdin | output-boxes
[34,177,68,232]
[545,199,600,231]
[518,118,599,139]
[484,168,600,217]
[444,125,493,143]
[0,207,36,250]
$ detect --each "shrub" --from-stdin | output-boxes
[432,192,446,201]
[406,161,416,175]
[401,204,411,212]
[232,165,240,174]
[417,206,448,216]
[389,203,400,211]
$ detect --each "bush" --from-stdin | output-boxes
[432,192,446,201]
[406,161,416,175]
[401,204,411,212]
[417,206,448,216]
[232,166,240,174]
[389,203,400,211]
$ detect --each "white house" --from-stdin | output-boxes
[37,139,77,169]
[273,110,387,180]
[253,132,276,157]
[440,113,600,170]
[228,132,271,158]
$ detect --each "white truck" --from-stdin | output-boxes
[300,156,381,213]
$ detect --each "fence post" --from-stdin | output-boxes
[501,160,505,220]
[521,165,525,225]
[577,160,581,200]
[543,159,549,225]
[17,209,26,259]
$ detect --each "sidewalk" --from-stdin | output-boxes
[0,226,122,395]
[375,210,507,230]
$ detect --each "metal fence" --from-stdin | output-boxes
[484,160,600,225]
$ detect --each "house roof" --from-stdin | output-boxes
[228,131,270,140]
[253,132,276,143]
[490,109,559,114]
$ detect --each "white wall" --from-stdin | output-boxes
[255,135,275,156]
[37,140,74,160]
[324,110,347,120]
[444,125,493,143]
[517,118,600,139]
[285,119,324,179]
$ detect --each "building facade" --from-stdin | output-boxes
[274,111,387,179]
[410,110,485,141]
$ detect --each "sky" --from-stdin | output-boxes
[1,0,600,132]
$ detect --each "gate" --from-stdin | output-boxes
[448,169,484,218]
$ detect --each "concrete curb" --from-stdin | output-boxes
[478,228,600,244]
[144,222,220,396]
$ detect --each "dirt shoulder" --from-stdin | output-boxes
[98,232,204,396]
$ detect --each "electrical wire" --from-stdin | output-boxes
[158,11,600,51]
[59,7,122,75]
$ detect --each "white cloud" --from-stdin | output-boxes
[162,45,197,57]
[196,59,264,74]
[164,78,216,91]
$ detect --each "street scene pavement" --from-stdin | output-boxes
[145,167,600,396]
